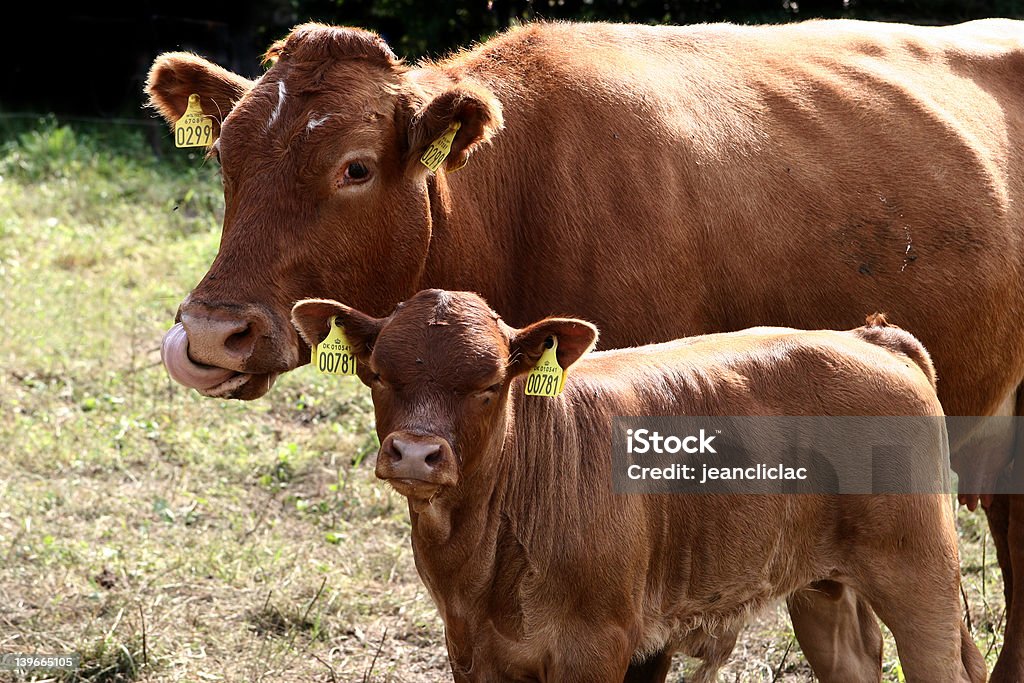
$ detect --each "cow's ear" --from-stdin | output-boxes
[508,318,599,376]
[291,299,384,362]
[407,81,503,172]
[146,52,254,137]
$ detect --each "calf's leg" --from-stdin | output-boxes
[787,581,882,682]
[871,586,983,683]
[859,518,985,683]
[961,620,988,683]
[688,629,737,683]
[623,649,672,683]
[547,628,634,683]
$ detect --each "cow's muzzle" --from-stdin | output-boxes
[160,299,296,399]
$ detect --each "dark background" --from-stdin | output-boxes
[4,0,1024,119]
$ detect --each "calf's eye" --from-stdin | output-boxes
[475,383,502,404]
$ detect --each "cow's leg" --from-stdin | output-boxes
[623,649,673,683]
[787,581,882,682]
[986,494,1012,609]
[992,494,1024,682]
[989,387,1024,682]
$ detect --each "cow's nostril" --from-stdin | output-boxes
[224,325,255,354]
[425,451,441,467]
[178,308,270,371]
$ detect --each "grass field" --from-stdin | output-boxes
[0,118,1009,681]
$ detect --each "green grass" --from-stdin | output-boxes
[0,119,1006,681]
[0,119,443,682]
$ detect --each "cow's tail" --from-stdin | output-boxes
[854,313,937,389]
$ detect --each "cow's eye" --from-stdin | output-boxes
[341,161,372,185]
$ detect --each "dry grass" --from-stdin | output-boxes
[0,120,1005,682]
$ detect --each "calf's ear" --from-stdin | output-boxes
[509,318,599,375]
[407,80,503,172]
[291,299,384,361]
[146,53,254,137]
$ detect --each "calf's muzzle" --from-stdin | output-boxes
[377,432,459,494]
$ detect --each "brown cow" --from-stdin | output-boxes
[147,19,1024,679]
[291,290,985,683]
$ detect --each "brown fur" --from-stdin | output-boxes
[149,19,1024,678]
[857,313,937,389]
[261,23,399,68]
[292,290,985,682]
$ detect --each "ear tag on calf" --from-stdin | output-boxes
[419,121,462,172]
[312,316,357,376]
[174,94,215,149]
[525,336,567,397]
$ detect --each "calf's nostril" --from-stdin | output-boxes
[391,438,443,469]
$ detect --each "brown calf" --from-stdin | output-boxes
[292,290,984,683]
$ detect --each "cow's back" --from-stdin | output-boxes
[435,20,1024,416]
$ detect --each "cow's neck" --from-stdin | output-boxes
[419,171,520,321]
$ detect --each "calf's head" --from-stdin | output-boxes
[291,290,597,504]
[149,24,503,399]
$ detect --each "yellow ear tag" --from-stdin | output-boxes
[174,94,215,148]
[419,121,461,172]
[312,316,357,376]
[524,336,567,397]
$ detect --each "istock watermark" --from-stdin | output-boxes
[625,428,718,455]
[611,416,1023,494]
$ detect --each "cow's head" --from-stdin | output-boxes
[149,24,503,399]
[291,290,597,504]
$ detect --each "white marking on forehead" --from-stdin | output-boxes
[306,114,330,132]
[268,80,287,128]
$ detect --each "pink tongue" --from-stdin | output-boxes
[161,323,237,391]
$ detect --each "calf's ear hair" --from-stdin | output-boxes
[146,53,254,136]
[509,318,599,375]
[407,81,503,172]
[291,299,384,360]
